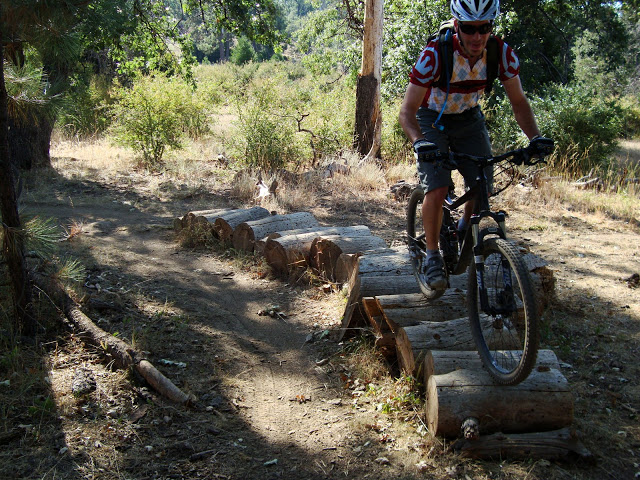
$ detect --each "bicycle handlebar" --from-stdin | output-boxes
[438,144,551,171]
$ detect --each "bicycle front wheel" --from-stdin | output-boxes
[467,238,539,385]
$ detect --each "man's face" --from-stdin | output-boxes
[455,20,493,58]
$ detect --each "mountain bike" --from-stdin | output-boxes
[406,142,553,385]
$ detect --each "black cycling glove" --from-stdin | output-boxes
[528,136,555,156]
[413,139,440,163]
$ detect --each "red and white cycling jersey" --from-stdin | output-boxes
[409,34,520,114]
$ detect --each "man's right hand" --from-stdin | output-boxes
[413,139,440,162]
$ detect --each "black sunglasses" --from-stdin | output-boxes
[458,22,493,35]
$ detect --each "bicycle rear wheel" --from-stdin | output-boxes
[407,187,445,300]
[467,237,539,385]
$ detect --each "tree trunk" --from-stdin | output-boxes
[0,36,35,335]
[353,0,383,157]
[8,113,53,170]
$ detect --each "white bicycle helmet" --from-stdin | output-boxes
[450,0,500,22]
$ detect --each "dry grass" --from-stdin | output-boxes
[615,139,640,168]
[385,162,416,185]
[51,136,133,175]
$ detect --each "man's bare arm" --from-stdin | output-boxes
[399,83,429,143]
[503,75,541,140]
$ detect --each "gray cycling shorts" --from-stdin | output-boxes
[416,106,493,193]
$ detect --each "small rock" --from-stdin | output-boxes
[264,459,278,466]
[106,408,119,418]
[445,465,458,477]
[375,457,390,465]
[72,367,96,397]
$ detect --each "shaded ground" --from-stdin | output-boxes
[1,153,639,480]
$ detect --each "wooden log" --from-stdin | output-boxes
[265,224,371,243]
[335,252,359,285]
[338,274,421,340]
[424,349,560,382]
[176,208,237,233]
[256,226,371,256]
[395,315,522,375]
[427,368,573,437]
[232,212,319,253]
[375,332,396,353]
[263,226,371,278]
[376,291,467,332]
[337,247,419,340]
[362,296,387,335]
[356,247,413,277]
[213,206,271,244]
[452,428,594,461]
[310,235,387,281]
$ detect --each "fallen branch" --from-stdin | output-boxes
[32,273,193,405]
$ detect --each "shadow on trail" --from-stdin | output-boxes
[6,165,408,480]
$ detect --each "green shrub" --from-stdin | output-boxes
[618,95,640,139]
[233,86,299,170]
[231,37,256,66]
[222,61,355,169]
[110,74,209,168]
[381,98,412,164]
[58,74,113,138]
[486,83,625,175]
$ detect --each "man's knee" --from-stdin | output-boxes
[424,185,448,206]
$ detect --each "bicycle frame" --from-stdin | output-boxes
[442,167,507,277]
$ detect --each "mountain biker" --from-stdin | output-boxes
[398,0,550,291]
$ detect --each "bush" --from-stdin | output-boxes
[58,74,113,138]
[233,86,300,170]
[219,61,355,169]
[486,83,625,175]
[110,74,209,168]
[231,37,256,66]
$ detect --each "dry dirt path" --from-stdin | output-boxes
[5,162,639,480]
[14,181,429,480]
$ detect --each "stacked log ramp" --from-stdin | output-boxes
[174,206,590,460]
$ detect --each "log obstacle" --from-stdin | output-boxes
[173,205,581,457]
[309,234,387,281]
[263,226,372,279]
[426,366,573,437]
[232,212,319,253]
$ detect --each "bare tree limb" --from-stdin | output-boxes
[32,273,194,406]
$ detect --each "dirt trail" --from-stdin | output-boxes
[3,159,639,479]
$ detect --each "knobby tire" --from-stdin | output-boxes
[467,237,539,385]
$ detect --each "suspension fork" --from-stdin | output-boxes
[471,210,508,314]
